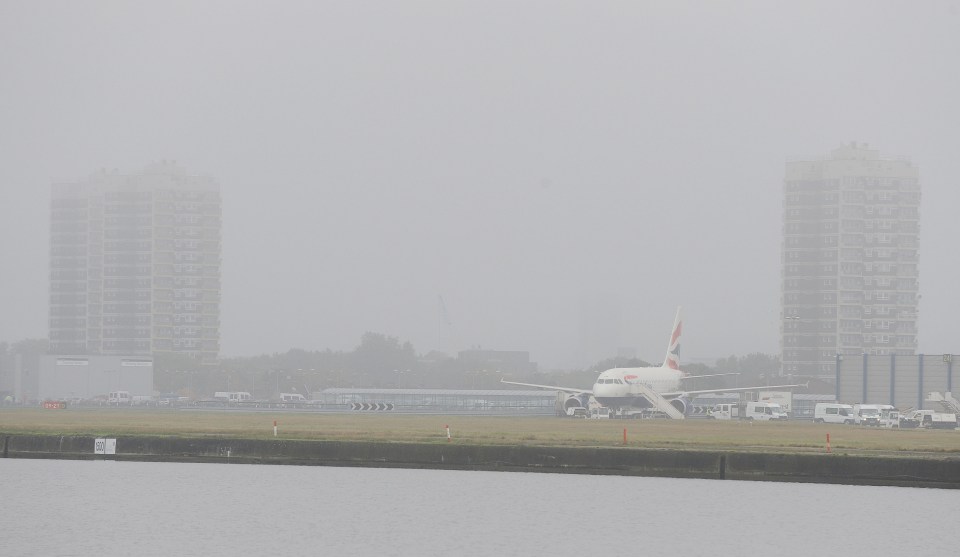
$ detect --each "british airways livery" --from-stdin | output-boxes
[502,307,801,418]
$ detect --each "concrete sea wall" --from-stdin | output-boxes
[3,434,959,489]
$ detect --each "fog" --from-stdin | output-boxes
[1,1,958,368]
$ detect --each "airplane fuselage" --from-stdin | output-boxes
[592,367,684,409]
[500,308,801,417]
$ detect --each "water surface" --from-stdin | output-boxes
[4,459,957,556]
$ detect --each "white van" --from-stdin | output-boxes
[279,393,305,403]
[745,401,788,421]
[108,391,131,405]
[814,403,855,424]
[132,395,156,406]
[853,404,894,426]
[213,391,253,403]
[710,403,740,420]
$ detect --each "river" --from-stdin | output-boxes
[3,459,958,556]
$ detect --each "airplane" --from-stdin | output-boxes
[500,307,803,418]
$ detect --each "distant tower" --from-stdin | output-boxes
[49,162,222,364]
[781,143,920,376]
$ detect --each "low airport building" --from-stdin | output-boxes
[310,388,557,415]
[38,355,153,400]
[836,353,956,410]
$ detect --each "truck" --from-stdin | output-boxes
[744,401,788,421]
[279,393,306,403]
[589,406,611,419]
[614,408,653,419]
[758,391,793,415]
[900,409,958,430]
[878,407,900,428]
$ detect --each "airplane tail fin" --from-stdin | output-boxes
[662,306,682,370]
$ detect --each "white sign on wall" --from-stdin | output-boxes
[94,438,117,455]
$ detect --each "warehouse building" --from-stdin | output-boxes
[836,353,956,410]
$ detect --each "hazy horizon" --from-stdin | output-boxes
[2,1,958,368]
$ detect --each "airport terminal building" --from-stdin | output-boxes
[311,388,558,415]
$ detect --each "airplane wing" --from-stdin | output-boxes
[659,383,806,398]
[500,378,593,396]
[681,372,740,381]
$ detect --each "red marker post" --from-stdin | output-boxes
[445,425,451,442]
[274,420,278,437]
[623,428,628,445]
[826,433,831,453]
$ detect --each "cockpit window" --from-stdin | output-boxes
[614,379,623,384]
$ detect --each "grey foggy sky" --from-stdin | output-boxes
[2,1,959,368]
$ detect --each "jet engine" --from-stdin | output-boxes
[669,397,690,415]
[563,394,591,412]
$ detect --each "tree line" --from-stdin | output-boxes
[1,333,785,399]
